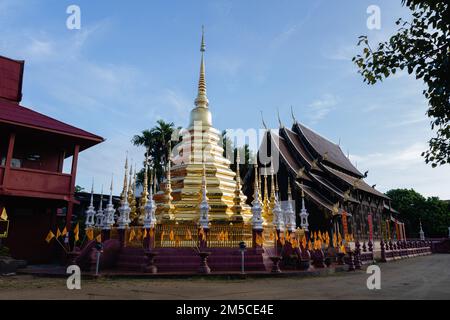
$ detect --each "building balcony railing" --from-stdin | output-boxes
[0,165,72,200]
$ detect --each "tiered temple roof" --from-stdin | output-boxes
[254,119,389,216]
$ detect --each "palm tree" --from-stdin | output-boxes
[132,120,176,187]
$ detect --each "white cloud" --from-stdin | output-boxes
[307,94,338,123]
[351,143,450,199]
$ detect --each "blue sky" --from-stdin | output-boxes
[1,0,449,198]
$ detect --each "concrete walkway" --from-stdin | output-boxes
[0,254,449,299]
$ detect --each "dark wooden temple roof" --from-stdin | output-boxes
[256,121,389,213]
[294,122,363,177]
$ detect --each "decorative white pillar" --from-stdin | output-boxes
[419,220,425,241]
[103,177,116,230]
[251,164,263,230]
[299,184,309,231]
[272,185,284,231]
[284,178,296,232]
[85,182,96,228]
[95,186,104,228]
[143,173,157,229]
[117,200,131,229]
[198,164,210,229]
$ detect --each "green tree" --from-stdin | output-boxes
[386,188,450,237]
[353,0,450,167]
[132,120,176,187]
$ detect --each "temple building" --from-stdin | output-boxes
[248,117,395,242]
[0,55,103,262]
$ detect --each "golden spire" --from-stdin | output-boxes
[194,25,208,108]
[139,151,149,223]
[189,26,212,128]
[120,155,128,203]
[254,162,259,195]
[232,152,242,217]
[262,170,270,223]
[129,164,137,222]
[163,142,175,220]
[269,166,276,210]
[258,172,262,202]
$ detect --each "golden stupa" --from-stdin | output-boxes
[155,27,251,223]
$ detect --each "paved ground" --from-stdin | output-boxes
[0,254,449,300]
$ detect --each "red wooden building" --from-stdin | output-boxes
[0,55,103,263]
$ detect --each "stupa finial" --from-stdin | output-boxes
[195,25,208,108]
[120,154,128,203]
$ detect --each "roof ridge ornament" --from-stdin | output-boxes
[277,108,284,128]
[260,110,268,130]
[290,105,297,124]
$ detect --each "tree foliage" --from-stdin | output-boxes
[132,120,177,187]
[353,0,450,167]
[386,188,450,237]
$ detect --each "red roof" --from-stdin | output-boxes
[0,98,103,142]
[0,55,24,102]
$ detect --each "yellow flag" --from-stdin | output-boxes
[74,223,80,241]
[308,240,313,251]
[56,228,61,238]
[137,228,143,240]
[129,228,136,242]
[302,235,306,248]
[160,230,165,242]
[45,230,55,243]
[169,230,174,241]
[0,207,8,220]
[86,228,94,241]
[143,229,148,239]
[199,228,206,241]
[61,227,68,237]
[96,233,102,243]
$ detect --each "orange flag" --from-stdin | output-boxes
[129,228,136,242]
[45,230,55,243]
[73,223,80,241]
[86,228,94,241]
[199,228,206,241]
[301,235,306,248]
